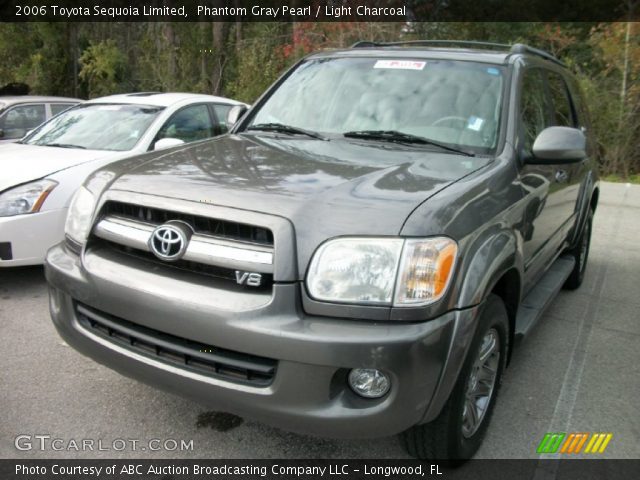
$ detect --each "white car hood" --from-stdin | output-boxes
[0,143,121,192]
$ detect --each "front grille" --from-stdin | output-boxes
[75,303,277,387]
[91,201,275,286]
[101,201,273,246]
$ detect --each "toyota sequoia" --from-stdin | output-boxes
[45,41,599,460]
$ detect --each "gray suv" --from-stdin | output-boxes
[45,41,599,460]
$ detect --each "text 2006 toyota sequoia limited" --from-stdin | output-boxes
[46,41,599,460]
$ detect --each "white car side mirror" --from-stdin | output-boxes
[154,138,185,150]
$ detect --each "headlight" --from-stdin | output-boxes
[64,186,96,245]
[306,236,457,307]
[0,179,57,217]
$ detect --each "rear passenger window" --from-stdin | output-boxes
[546,71,575,127]
[156,104,214,143]
[520,69,550,154]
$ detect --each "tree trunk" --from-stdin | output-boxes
[620,21,631,121]
[200,22,208,91]
[163,23,177,89]
[211,22,227,95]
[70,24,78,97]
[235,0,242,50]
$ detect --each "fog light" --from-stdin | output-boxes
[348,369,390,398]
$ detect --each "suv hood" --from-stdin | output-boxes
[110,134,491,237]
[0,143,119,192]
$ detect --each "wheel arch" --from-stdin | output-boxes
[421,229,522,423]
[486,268,521,366]
[455,227,523,366]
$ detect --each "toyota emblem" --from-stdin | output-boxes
[148,222,191,261]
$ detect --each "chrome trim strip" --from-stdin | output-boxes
[94,217,153,250]
[93,216,274,270]
[186,237,273,266]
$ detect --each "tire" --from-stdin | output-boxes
[563,208,593,290]
[401,294,508,462]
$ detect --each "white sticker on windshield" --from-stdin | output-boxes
[374,60,426,70]
[97,105,122,110]
[467,116,484,131]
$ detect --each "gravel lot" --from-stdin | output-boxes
[1,182,639,460]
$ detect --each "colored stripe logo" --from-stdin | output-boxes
[537,433,612,454]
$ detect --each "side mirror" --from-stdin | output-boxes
[153,137,184,151]
[226,104,248,128]
[529,126,586,164]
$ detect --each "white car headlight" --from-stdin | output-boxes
[307,236,457,307]
[0,179,57,217]
[64,186,96,245]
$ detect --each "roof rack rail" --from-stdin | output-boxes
[509,43,566,67]
[350,40,566,67]
[351,40,512,51]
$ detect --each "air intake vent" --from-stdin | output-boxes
[76,303,277,387]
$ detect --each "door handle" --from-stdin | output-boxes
[555,169,569,183]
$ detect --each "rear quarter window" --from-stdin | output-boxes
[50,103,76,116]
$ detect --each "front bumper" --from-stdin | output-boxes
[0,208,67,267]
[45,242,481,438]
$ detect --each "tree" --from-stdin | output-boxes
[586,22,640,177]
[78,39,128,98]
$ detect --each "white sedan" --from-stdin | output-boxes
[0,92,246,267]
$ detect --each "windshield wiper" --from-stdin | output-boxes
[343,130,475,157]
[247,123,327,141]
[45,143,87,149]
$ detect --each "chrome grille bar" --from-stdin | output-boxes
[94,216,274,273]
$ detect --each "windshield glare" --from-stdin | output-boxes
[24,103,164,151]
[249,58,505,153]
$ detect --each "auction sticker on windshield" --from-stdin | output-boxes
[374,60,426,70]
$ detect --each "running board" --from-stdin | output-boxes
[515,255,575,339]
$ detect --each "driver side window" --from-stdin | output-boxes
[520,69,551,155]
[156,104,214,144]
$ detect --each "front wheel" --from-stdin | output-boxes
[401,294,508,461]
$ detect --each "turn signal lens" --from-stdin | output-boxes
[394,238,458,306]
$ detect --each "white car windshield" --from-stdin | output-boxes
[249,57,505,153]
[23,103,164,151]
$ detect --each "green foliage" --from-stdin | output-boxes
[79,39,128,97]
[602,173,640,184]
[582,23,640,177]
[0,23,73,95]
[224,23,290,103]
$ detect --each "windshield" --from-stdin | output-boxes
[23,103,164,151]
[249,57,505,153]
